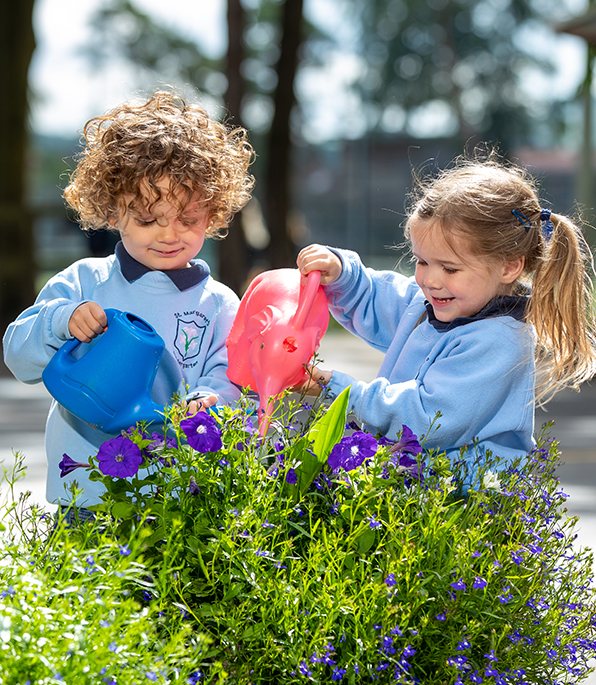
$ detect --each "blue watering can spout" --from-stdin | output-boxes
[42,309,165,434]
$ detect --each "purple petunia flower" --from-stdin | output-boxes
[58,454,90,478]
[392,425,423,456]
[286,468,298,484]
[327,431,378,472]
[147,432,178,464]
[180,412,222,453]
[97,436,143,478]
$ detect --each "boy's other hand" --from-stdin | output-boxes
[68,302,108,343]
[185,394,218,415]
[297,244,342,285]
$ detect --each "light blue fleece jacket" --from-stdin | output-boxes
[3,243,240,506]
[323,249,536,468]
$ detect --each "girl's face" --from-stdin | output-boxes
[113,177,210,271]
[410,218,523,323]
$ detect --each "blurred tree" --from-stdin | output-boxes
[352,0,570,150]
[0,1,36,334]
[88,0,313,292]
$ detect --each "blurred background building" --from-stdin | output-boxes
[2,0,596,344]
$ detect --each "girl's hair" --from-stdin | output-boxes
[63,89,255,238]
[405,152,596,403]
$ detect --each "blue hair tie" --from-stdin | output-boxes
[512,209,532,231]
[540,208,554,241]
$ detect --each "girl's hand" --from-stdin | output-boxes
[292,366,333,396]
[68,302,108,343]
[297,244,343,285]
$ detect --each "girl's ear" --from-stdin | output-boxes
[501,255,525,284]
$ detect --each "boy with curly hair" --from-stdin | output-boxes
[3,90,254,509]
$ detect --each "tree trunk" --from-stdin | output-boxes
[218,0,250,295]
[0,1,36,336]
[265,0,304,269]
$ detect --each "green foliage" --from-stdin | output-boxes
[0,455,209,684]
[81,396,596,684]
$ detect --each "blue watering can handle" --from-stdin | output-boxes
[53,307,119,360]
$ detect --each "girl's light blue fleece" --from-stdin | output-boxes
[2,247,241,506]
[323,249,536,468]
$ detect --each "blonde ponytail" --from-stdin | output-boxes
[529,214,596,402]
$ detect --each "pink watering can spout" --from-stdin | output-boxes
[226,268,329,436]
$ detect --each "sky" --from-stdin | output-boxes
[30,0,591,142]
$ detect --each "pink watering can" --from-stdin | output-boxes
[226,269,329,435]
[42,308,165,434]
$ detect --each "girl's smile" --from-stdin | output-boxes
[409,218,524,323]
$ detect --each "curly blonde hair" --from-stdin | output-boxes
[405,153,596,403]
[63,89,255,238]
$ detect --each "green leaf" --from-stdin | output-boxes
[111,501,135,519]
[307,386,351,463]
[286,387,351,498]
[356,526,376,554]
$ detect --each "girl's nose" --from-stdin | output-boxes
[423,267,440,289]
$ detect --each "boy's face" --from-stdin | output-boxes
[113,178,210,271]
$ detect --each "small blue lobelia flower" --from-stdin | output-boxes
[97,436,143,478]
[327,431,378,472]
[450,578,467,591]
[180,412,222,453]
[58,453,91,478]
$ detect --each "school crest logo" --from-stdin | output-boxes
[174,318,207,362]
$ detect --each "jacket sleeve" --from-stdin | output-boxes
[185,286,241,405]
[2,265,90,384]
[325,320,534,448]
[323,249,423,353]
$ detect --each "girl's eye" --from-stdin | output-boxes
[443,267,458,274]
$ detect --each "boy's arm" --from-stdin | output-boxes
[2,269,89,383]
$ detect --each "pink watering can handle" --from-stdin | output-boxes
[293,270,322,329]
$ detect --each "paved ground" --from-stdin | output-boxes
[1,331,595,678]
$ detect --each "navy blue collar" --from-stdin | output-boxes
[115,241,210,291]
[425,294,529,332]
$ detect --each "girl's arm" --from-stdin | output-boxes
[300,246,422,353]
[325,320,534,451]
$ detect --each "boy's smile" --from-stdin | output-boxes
[410,218,523,323]
[114,178,210,271]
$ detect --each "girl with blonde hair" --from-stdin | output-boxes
[297,154,596,470]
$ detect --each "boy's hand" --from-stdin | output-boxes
[297,244,342,285]
[68,302,108,343]
[185,394,218,415]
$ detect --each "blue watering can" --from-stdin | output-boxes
[42,308,165,434]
